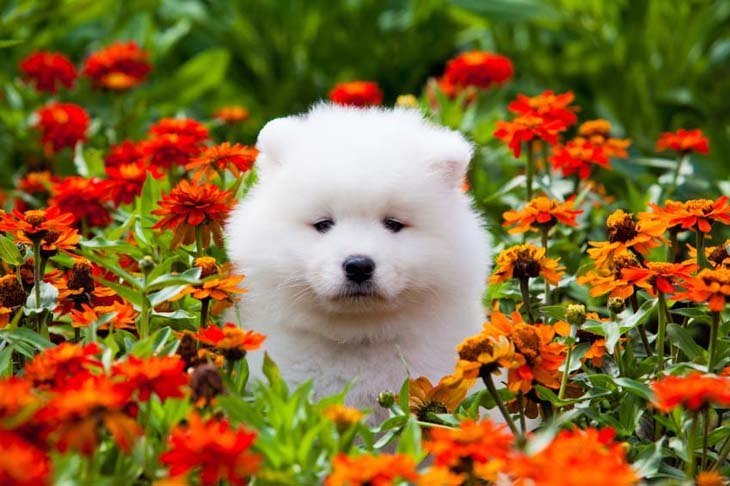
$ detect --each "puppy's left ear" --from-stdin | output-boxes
[429,130,474,188]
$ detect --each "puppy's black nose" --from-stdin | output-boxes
[343,255,375,284]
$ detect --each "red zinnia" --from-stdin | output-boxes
[508,90,578,128]
[550,139,610,179]
[186,142,258,180]
[34,102,89,153]
[442,51,513,90]
[50,176,112,228]
[113,355,189,401]
[105,140,144,168]
[494,115,566,158]
[0,430,52,486]
[652,372,730,412]
[104,161,163,206]
[82,41,151,90]
[24,342,101,388]
[19,50,76,93]
[148,117,209,143]
[329,81,383,107]
[656,128,709,155]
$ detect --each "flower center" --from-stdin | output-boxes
[24,210,47,227]
[607,210,638,242]
[0,275,27,308]
[512,323,541,364]
[513,248,542,280]
[685,199,714,215]
[68,260,95,293]
[416,401,448,422]
[458,334,494,363]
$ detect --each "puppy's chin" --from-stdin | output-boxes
[313,282,400,315]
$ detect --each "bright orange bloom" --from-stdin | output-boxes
[651,372,730,412]
[105,140,144,168]
[0,206,77,246]
[55,257,118,314]
[20,50,76,93]
[69,302,137,331]
[326,453,418,486]
[424,419,513,482]
[51,176,112,228]
[0,377,37,417]
[674,268,730,312]
[442,51,513,90]
[214,106,249,124]
[323,404,364,431]
[160,413,261,486]
[490,244,565,285]
[187,142,258,180]
[587,209,666,268]
[509,427,637,486]
[24,342,101,388]
[0,430,51,486]
[696,471,727,486]
[656,128,709,155]
[409,372,477,421]
[193,323,265,361]
[82,41,151,90]
[508,90,578,127]
[329,81,383,107]
[152,180,233,248]
[113,355,189,401]
[35,374,140,454]
[493,114,566,158]
[577,251,643,299]
[148,117,209,143]
[455,333,517,379]
[502,196,582,234]
[582,338,607,367]
[621,261,697,296]
[104,160,163,207]
[0,306,11,328]
[550,139,610,179]
[484,311,567,394]
[417,467,465,486]
[34,102,89,153]
[650,197,730,233]
[575,119,631,159]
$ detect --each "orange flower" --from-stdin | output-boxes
[113,355,189,401]
[0,274,27,309]
[493,114,566,158]
[329,81,383,107]
[323,404,364,431]
[490,244,565,285]
[0,206,77,246]
[442,51,513,90]
[650,197,730,233]
[696,471,727,486]
[152,180,234,248]
[651,372,730,412]
[656,128,709,155]
[325,453,418,486]
[0,377,37,417]
[55,257,118,314]
[502,196,582,234]
[51,176,112,228]
[550,139,610,179]
[582,338,607,367]
[409,372,477,421]
[105,140,144,168]
[0,430,51,486]
[69,301,136,331]
[82,41,151,90]
[621,261,697,296]
[509,427,637,486]
[0,306,11,328]
[148,117,209,143]
[575,119,631,159]
[34,102,89,153]
[160,413,261,486]
[193,323,265,361]
[508,90,578,127]
[104,161,164,207]
[19,50,76,93]
[674,268,730,312]
[214,106,249,124]
[24,342,101,388]
[455,333,517,378]
[417,467,465,486]
[424,419,513,482]
[186,142,258,180]
[16,171,57,204]
[577,250,642,299]
[587,209,666,268]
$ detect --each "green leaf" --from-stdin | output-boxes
[262,352,287,397]
[0,236,23,265]
[398,376,410,413]
[24,282,58,315]
[666,323,705,361]
[0,327,53,351]
[148,284,188,307]
[614,377,652,401]
[145,267,201,292]
[449,0,560,22]
[396,417,422,457]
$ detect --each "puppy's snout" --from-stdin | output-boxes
[343,255,375,284]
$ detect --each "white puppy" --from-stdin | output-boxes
[226,103,489,409]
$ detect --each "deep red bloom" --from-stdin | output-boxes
[34,102,89,153]
[493,115,566,158]
[50,176,112,228]
[82,41,151,90]
[508,90,578,128]
[24,342,101,388]
[105,140,144,168]
[652,372,730,412]
[104,161,163,206]
[329,81,383,107]
[187,143,258,180]
[656,128,709,155]
[113,355,189,401]
[550,139,610,179]
[443,51,513,90]
[19,50,76,93]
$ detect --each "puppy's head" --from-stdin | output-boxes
[227,104,486,338]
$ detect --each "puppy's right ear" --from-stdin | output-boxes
[255,116,301,167]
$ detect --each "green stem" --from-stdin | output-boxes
[697,231,708,269]
[559,324,577,400]
[712,434,730,471]
[656,292,667,374]
[517,391,527,434]
[195,226,205,258]
[702,408,710,470]
[525,141,535,202]
[708,312,720,373]
[481,370,520,437]
[139,297,150,340]
[668,153,688,198]
[519,278,535,324]
[200,298,210,328]
[541,228,551,305]
[686,414,698,480]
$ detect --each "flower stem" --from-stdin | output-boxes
[656,292,667,374]
[686,414,698,480]
[702,408,710,470]
[195,226,205,258]
[708,312,720,373]
[669,153,688,197]
[481,370,519,437]
[200,298,210,328]
[517,391,527,434]
[697,231,708,269]
[541,228,551,305]
[525,141,535,202]
[559,324,577,400]
[519,277,535,324]
[712,434,730,471]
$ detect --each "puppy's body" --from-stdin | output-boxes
[226,104,489,408]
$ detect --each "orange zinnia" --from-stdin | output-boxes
[490,244,565,285]
[575,118,631,159]
[323,404,364,431]
[214,105,249,124]
[152,180,234,248]
[0,274,27,309]
[19,50,76,93]
[508,90,578,127]
[656,128,709,155]
[69,301,137,331]
[24,342,101,388]
[329,81,383,107]
[651,372,730,412]
[193,323,265,361]
[502,196,582,234]
[650,197,730,233]
[0,430,52,486]
[621,261,697,296]
[34,102,89,153]
[674,267,730,312]
[550,139,610,179]
[442,51,513,90]
[587,209,666,268]
[509,427,637,486]
[112,355,189,401]
[577,251,643,299]
[493,114,566,158]
[82,41,151,90]
[409,372,477,422]
[55,257,118,314]
[325,453,418,486]
[160,413,261,486]
[0,206,77,247]
[186,142,258,180]
[455,333,517,379]
[148,117,209,143]
[0,377,37,417]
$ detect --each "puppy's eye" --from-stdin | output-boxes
[313,218,335,233]
[383,217,405,233]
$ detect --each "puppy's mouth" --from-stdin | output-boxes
[331,282,385,301]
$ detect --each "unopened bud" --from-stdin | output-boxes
[396,94,419,109]
[608,297,626,314]
[139,256,155,275]
[566,304,586,327]
[377,390,395,408]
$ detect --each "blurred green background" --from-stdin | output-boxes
[1,0,728,184]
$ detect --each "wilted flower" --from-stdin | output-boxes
[189,363,224,407]
[651,372,730,412]
[502,196,582,234]
[325,453,418,486]
[82,41,151,90]
[490,244,565,285]
[656,128,709,155]
[34,102,89,153]
[0,275,28,309]
[19,50,76,93]
[329,81,383,107]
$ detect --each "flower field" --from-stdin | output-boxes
[1,2,729,485]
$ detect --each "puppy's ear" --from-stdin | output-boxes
[429,131,474,188]
[256,116,301,166]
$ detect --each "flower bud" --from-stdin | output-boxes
[377,390,395,408]
[608,297,626,314]
[396,94,418,109]
[139,255,155,275]
[566,304,586,327]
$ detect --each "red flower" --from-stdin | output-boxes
[621,261,698,296]
[160,413,261,486]
[105,140,144,168]
[442,51,513,90]
[493,115,566,158]
[326,453,418,486]
[148,117,209,143]
[0,430,51,486]
[652,372,730,412]
[113,355,189,401]
[104,161,163,206]
[19,50,76,93]
[186,143,258,180]
[50,176,112,228]
[656,128,709,155]
[329,81,383,107]
[82,41,151,90]
[508,90,578,128]
[550,139,610,179]
[24,342,101,388]
[34,102,89,153]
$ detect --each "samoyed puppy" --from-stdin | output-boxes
[225,103,489,409]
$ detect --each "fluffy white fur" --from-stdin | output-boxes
[225,103,489,409]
